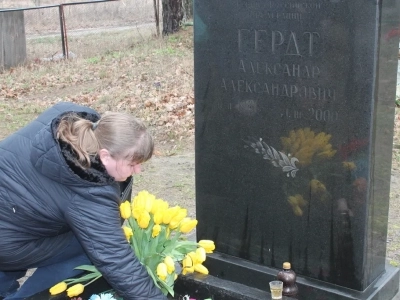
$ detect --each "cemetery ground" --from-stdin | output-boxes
[2,26,400,294]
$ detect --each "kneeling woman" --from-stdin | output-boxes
[0,102,166,300]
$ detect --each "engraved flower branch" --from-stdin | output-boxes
[244,138,299,178]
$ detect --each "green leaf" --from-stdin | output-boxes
[146,265,162,290]
[64,272,101,284]
[74,265,99,273]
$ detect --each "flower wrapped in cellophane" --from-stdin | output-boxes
[49,190,215,298]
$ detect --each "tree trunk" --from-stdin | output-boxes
[162,0,183,36]
[182,0,193,21]
[153,0,160,36]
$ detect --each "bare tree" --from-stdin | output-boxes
[162,0,183,36]
[153,0,160,36]
[182,0,193,21]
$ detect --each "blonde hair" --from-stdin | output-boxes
[57,112,154,168]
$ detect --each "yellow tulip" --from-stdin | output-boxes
[162,206,181,224]
[132,206,145,220]
[198,240,215,253]
[169,208,187,229]
[151,198,169,214]
[133,190,155,212]
[180,218,198,234]
[164,256,175,274]
[122,226,133,241]
[66,284,84,297]
[119,201,131,219]
[153,210,164,225]
[174,273,178,281]
[138,211,150,229]
[152,224,161,238]
[187,251,199,265]
[182,255,194,275]
[196,247,206,263]
[144,194,155,212]
[49,282,67,295]
[157,262,168,281]
[194,263,209,275]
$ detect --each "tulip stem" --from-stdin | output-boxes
[83,274,102,287]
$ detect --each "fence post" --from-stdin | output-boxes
[0,10,26,70]
[58,4,69,59]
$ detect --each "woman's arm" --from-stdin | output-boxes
[65,188,167,300]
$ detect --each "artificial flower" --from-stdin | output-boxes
[98,293,117,300]
[198,240,215,253]
[66,284,84,297]
[152,224,161,238]
[49,281,67,295]
[157,262,168,281]
[119,201,131,219]
[164,256,175,274]
[122,226,133,241]
[89,293,117,300]
[180,218,198,234]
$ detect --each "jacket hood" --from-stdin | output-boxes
[30,111,115,187]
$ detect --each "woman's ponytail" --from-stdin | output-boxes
[57,114,101,168]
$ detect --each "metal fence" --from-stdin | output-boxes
[0,0,155,62]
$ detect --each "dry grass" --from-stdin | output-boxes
[1,0,156,60]
[0,26,194,154]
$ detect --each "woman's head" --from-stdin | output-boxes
[57,111,154,181]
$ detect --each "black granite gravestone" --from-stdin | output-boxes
[194,0,400,299]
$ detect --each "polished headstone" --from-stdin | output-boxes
[194,0,400,297]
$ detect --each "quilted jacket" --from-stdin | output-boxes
[0,102,166,299]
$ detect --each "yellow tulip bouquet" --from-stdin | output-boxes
[50,190,215,298]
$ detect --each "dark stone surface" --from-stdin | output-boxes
[194,0,400,297]
[174,273,295,300]
[202,252,400,300]
[27,274,285,300]
[26,277,112,300]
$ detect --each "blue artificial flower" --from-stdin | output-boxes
[99,293,117,300]
[88,293,117,300]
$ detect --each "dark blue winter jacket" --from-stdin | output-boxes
[0,102,166,300]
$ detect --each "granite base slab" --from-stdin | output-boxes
[25,274,286,300]
[203,253,400,300]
